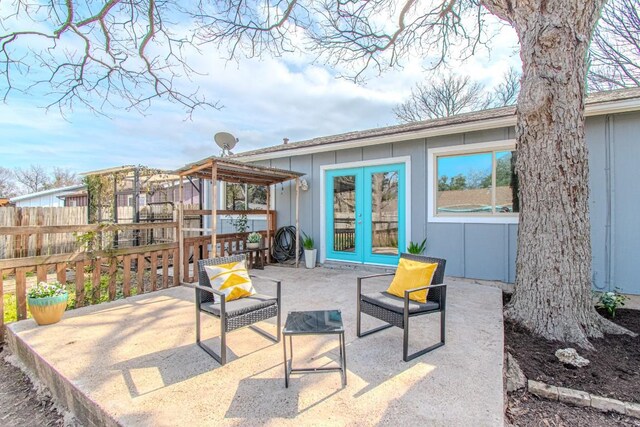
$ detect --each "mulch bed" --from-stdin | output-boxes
[505,298,640,403]
[0,343,64,427]
[507,390,640,427]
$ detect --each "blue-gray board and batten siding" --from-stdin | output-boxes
[250,110,640,295]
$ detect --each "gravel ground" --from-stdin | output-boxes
[507,390,640,427]
[0,344,65,427]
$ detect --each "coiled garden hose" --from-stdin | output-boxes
[271,226,304,263]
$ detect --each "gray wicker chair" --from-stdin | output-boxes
[356,253,447,362]
[194,255,281,365]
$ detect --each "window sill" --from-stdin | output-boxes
[428,215,519,224]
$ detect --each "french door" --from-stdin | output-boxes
[325,163,406,265]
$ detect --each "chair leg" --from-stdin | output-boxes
[195,307,201,343]
[220,317,227,365]
[195,310,227,366]
[403,311,446,362]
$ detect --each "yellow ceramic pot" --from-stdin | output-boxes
[28,293,69,326]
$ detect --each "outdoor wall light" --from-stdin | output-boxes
[299,178,309,191]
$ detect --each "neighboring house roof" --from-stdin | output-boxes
[233,87,640,161]
[10,184,86,202]
[0,198,12,207]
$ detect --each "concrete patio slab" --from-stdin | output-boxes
[7,266,504,426]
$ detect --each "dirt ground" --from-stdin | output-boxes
[505,308,640,403]
[0,343,64,427]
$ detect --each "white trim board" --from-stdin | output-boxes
[427,140,519,224]
[319,156,412,264]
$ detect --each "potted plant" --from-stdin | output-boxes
[302,232,316,269]
[247,232,262,249]
[27,281,69,326]
[407,238,427,255]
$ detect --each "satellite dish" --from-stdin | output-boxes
[214,132,238,157]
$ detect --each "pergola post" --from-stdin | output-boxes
[211,161,218,257]
[178,176,184,284]
[295,177,300,268]
[266,185,271,263]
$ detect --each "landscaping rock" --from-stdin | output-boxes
[626,402,640,418]
[558,387,591,407]
[591,395,626,414]
[555,347,590,368]
[528,380,558,401]
[505,353,527,392]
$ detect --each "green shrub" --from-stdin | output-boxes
[595,289,628,319]
[407,239,427,255]
[302,232,315,250]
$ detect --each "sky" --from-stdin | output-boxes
[0,8,520,175]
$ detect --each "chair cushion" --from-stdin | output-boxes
[361,291,440,314]
[386,258,438,303]
[204,260,256,302]
[200,293,277,318]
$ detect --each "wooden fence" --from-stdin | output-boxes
[0,207,88,259]
[0,222,179,342]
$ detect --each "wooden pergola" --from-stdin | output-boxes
[175,157,305,279]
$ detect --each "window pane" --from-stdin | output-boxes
[225,183,246,210]
[437,153,492,214]
[333,176,356,252]
[495,151,519,213]
[247,185,267,209]
[371,172,399,255]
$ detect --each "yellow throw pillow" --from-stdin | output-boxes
[386,258,438,303]
[204,260,256,302]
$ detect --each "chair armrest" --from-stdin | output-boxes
[403,283,447,295]
[250,275,281,306]
[357,272,395,296]
[357,272,395,281]
[403,283,447,312]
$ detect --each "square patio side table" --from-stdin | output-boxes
[282,310,347,388]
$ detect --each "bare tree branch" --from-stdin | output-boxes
[0,0,219,116]
[394,68,519,122]
[193,0,488,81]
[489,66,520,107]
[13,164,51,193]
[589,0,640,91]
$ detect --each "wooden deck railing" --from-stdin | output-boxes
[182,230,274,283]
[0,222,179,342]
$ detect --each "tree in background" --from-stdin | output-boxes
[589,0,640,90]
[50,167,81,189]
[13,165,51,193]
[394,68,521,122]
[0,167,18,198]
[8,166,81,196]
[394,74,491,122]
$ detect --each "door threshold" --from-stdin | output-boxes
[321,260,395,273]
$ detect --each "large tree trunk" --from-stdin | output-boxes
[483,0,633,348]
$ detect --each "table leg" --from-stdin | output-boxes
[283,334,289,388]
[341,332,347,386]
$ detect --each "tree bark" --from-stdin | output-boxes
[483,0,634,348]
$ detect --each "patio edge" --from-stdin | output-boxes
[6,323,121,427]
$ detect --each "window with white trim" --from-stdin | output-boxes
[433,144,519,218]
